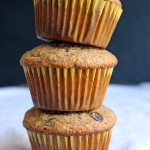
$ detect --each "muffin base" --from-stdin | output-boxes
[24,67,113,111]
[27,129,112,150]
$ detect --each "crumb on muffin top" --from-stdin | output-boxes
[23,105,117,136]
[20,42,118,69]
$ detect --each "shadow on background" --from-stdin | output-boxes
[0,0,150,86]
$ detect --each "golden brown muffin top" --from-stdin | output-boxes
[108,0,122,7]
[20,42,118,69]
[23,105,117,136]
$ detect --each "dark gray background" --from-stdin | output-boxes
[0,0,150,86]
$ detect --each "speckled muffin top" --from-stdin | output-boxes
[23,105,117,136]
[20,42,118,69]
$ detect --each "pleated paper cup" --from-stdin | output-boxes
[23,67,113,111]
[26,129,112,150]
[33,0,123,48]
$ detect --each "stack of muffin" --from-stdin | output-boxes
[20,0,123,149]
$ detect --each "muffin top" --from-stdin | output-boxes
[108,0,122,7]
[23,105,117,136]
[20,42,118,69]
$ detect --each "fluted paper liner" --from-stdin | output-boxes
[27,129,112,150]
[23,67,113,111]
[33,0,122,48]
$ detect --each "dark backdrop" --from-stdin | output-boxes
[0,0,150,86]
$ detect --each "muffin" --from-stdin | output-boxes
[20,42,118,111]
[33,0,123,48]
[23,105,117,150]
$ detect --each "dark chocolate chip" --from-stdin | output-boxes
[74,64,77,67]
[65,48,69,52]
[78,116,82,119]
[43,128,47,130]
[90,112,103,122]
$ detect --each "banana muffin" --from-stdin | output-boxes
[23,105,117,150]
[33,0,123,48]
[20,42,118,111]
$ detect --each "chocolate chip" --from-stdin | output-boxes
[65,48,69,52]
[43,128,47,130]
[45,118,57,126]
[78,116,82,119]
[90,112,103,122]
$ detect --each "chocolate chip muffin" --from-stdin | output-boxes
[23,105,117,150]
[33,0,122,48]
[20,42,118,111]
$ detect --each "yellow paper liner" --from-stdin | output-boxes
[27,129,112,150]
[33,0,123,48]
[23,67,113,111]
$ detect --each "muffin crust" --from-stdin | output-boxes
[20,42,118,69]
[23,105,117,136]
